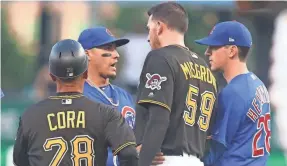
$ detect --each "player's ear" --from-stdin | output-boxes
[83,70,88,79]
[229,45,238,59]
[49,74,56,82]
[85,50,91,61]
[157,21,164,36]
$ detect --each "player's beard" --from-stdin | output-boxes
[150,34,161,50]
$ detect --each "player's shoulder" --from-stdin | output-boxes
[145,46,180,68]
[21,98,51,120]
[220,73,258,104]
[147,45,206,63]
[147,45,178,59]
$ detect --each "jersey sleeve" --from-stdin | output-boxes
[104,107,136,155]
[211,88,245,147]
[136,51,174,111]
[13,117,29,166]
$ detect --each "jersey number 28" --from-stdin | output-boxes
[183,84,216,131]
[252,113,271,157]
[43,135,94,166]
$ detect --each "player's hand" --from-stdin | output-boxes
[136,145,165,165]
[151,152,165,166]
[136,145,142,153]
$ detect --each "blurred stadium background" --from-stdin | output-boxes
[1,1,287,166]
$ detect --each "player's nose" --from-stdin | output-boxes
[113,51,120,59]
[205,47,211,57]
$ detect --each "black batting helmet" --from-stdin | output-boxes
[49,39,88,80]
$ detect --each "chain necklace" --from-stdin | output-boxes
[86,80,119,107]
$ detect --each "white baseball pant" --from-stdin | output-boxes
[160,153,204,166]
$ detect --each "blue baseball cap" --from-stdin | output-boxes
[195,21,252,48]
[78,26,129,50]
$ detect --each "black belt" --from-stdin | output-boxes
[161,149,200,158]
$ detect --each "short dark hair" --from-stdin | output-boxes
[238,46,250,61]
[147,2,188,34]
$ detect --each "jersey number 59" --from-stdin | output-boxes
[183,84,216,131]
[43,135,94,166]
[252,113,271,157]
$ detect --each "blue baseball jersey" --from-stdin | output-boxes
[204,72,271,166]
[83,82,136,166]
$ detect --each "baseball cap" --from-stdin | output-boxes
[195,21,252,48]
[78,26,129,50]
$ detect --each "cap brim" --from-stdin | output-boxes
[195,37,224,46]
[114,38,130,47]
[97,38,130,48]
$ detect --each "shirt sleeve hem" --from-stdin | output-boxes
[113,142,136,155]
[138,100,171,112]
[211,135,227,148]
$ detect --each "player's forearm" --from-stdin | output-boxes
[134,104,148,145]
[138,104,170,166]
[117,145,139,166]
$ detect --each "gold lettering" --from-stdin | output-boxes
[200,65,206,82]
[47,113,57,131]
[194,64,200,79]
[47,111,85,132]
[76,111,85,128]
[179,62,217,92]
[57,112,66,129]
[180,63,190,80]
[190,62,196,79]
[206,68,212,84]
[67,111,75,128]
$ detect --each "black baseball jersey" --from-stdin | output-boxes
[136,45,218,158]
[13,92,136,166]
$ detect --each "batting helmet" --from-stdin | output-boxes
[49,39,88,80]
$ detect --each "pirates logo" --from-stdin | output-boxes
[145,73,167,90]
[122,106,135,129]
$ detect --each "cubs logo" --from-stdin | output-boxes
[122,106,135,129]
[145,73,167,90]
[106,28,114,37]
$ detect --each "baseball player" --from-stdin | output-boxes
[77,27,136,166]
[195,21,271,166]
[13,39,138,166]
[269,10,287,164]
[134,2,218,166]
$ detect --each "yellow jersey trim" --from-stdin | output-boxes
[138,100,171,112]
[49,94,84,100]
[113,142,136,155]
